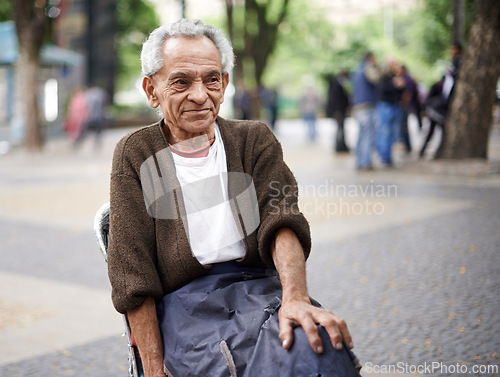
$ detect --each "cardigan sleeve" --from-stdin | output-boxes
[250,124,312,268]
[107,138,164,314]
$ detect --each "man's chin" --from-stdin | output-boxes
[180,117,215,134]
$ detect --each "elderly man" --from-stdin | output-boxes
[108,19,360,377]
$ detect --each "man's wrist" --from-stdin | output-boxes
[281,292,310,305]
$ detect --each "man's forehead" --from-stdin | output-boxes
[167,68,222,79]
[159,36,223,73]
[162,36,220,58]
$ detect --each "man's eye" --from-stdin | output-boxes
[207,77,221,87]
[170,79,189,90]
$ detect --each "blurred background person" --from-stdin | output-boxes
[420,42,462,159]
[326,71,350,152]
[234,84,253,120]
[300,80,321,142]
[420,78,446,158]
[258,84,279,131]
[64,87,88,143]
[351,52,382,171]
[74,85,109,149]
[376,58,406,167]
[400,65,422,154]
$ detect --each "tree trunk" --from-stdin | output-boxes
[224,0,289,119]
[246,0,288,87]
[225,0,244,87]
[12,0,49,151]
[442,0,500,159]
[452,0,464,44]
[16,46,42,151]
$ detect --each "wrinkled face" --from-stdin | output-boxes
[143,36,229,142]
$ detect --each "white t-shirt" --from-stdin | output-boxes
[171,124,246,265]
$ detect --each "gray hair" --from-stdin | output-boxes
[141,19,235,77]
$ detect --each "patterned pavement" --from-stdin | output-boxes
[0,117,499,376]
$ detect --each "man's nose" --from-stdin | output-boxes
[188,81,209,103]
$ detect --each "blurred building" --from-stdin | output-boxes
[54,0,117,96]
[0,0,117,147]
[0,21,83,144]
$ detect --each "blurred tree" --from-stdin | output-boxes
[4,0,158,149]
[0,1,13,21]
[452,0,465,44]
[442,0,500,159]
[225,0,290,118]
[261,0,386,119]
[116,0,159,91]
[11,0,52,151]
[225,0,289,89]
[413,0,475,65]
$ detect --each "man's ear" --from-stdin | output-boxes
[143,76,159,108]
[220,72,230,104]
[222,72,230,92]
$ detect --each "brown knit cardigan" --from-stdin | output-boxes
[108,117,311,314]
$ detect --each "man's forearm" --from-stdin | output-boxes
[271,227,310,304]
[271,227,354,353]
[127,296,165,377]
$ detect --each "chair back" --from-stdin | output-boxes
[94,202,110,262]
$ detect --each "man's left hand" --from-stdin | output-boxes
[271,228,354,354]
[278,299,353,354]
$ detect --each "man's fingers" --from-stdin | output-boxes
[338,316,354,349]
[300,316,324,354]
[320,313,354,350]
[279,315,324,354]
[278,302,354,354]
[279,318,294,350]
[320,315,343,350]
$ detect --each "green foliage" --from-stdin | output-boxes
[263,0,342,95]
[263,0,388,102]
[411,0,453,64]
[409,0,474,65]
[226,0,289,88]
[0,1,13,21]
[259,0,288,24]
[115,0,160,91]
[262,0,476,109]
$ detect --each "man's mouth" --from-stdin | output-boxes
[185,109,210,114]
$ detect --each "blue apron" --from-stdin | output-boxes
[157,262,362,377]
